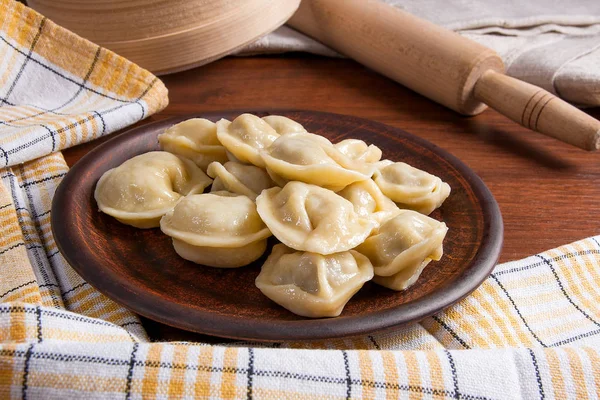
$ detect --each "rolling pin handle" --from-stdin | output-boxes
[474,70,600,151]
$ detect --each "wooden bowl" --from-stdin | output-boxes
[52,110,503,341]
[27,0,301,74]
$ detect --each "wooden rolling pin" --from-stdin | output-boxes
[288,0,600,151]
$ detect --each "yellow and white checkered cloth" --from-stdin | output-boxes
[1,1,600,398]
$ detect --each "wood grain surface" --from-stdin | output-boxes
[62,54,600,341]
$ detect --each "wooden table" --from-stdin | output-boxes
[63,54,600,341]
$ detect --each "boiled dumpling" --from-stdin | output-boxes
[160,194,271,268]
[158,118,228,171]
[373,160,450,215]
[357,211,447,277]
[262,115,307,135]
[216,114,280,168]
[356,211,447,290]
[206,161,276,201]
[337,179,403,225]
[335,139,382,163]
[260,133,375,191]
[95,151,212,229]
[255,244,374,317]
[256,182,376,254]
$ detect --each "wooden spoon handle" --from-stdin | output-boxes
[474,70,600,150]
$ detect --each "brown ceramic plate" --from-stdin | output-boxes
[52,110,503,342]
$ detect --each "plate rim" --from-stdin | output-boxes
[52,110,503,341]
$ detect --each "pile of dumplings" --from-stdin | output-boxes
[94,114,450,318]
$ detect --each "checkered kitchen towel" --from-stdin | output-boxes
[1,1,600,398]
